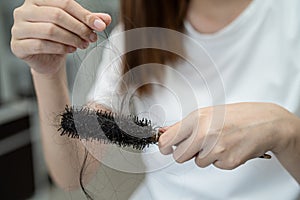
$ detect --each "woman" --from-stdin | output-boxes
[11,0,300,199]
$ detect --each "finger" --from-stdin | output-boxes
[158,125,172,134]
[22,6,98,42]
[173,131,222,163]
[94,13,112,26]
[212,160,224,169]
[213,160,239,170]
[195,152,217,168]
[213,154,247,170]
[214,155,262,170]
[158,130,173,155]
[172,136,201,163]
[158,128,167,133]
[159,118,194,150]
[33,0,108,31]
[158,123,183,154]
[13,22,89,49]
[202,139,242,170]
[11,39,76,58]
[158,145,174,155]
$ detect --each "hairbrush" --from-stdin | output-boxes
[58,105,271,158]
[58,105,162,150]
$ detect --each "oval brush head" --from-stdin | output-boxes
[58,106,160,150]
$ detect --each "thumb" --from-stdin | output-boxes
[93,13,112,26]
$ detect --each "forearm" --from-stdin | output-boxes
[32,66,99,190]
[274,115,300,184]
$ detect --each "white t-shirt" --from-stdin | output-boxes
[82,0,300,199]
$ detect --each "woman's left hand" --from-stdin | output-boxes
[158,102,297,170]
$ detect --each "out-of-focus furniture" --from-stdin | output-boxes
[0,100,35,199]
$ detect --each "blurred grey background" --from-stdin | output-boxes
[0,0,119,199]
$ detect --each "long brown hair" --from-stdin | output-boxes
[120,0,191,94]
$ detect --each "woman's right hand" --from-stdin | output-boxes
[11,0,111,77]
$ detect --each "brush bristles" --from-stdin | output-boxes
[58,105,158,150]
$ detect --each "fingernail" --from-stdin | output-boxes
[94,19,106,30]
[101,13,111,19]
[81,41,89,49]
[89,33,97,42]
[68,46,76,53]
[159,127,167,133]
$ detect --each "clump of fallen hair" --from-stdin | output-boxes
[58,105,159,150]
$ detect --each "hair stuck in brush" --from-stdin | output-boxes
[58,105,162,200]
[58,105,161,150]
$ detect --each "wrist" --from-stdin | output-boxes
[30,65,66,81]
[272,110,300,155]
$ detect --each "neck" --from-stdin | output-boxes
[187,0,252,34]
